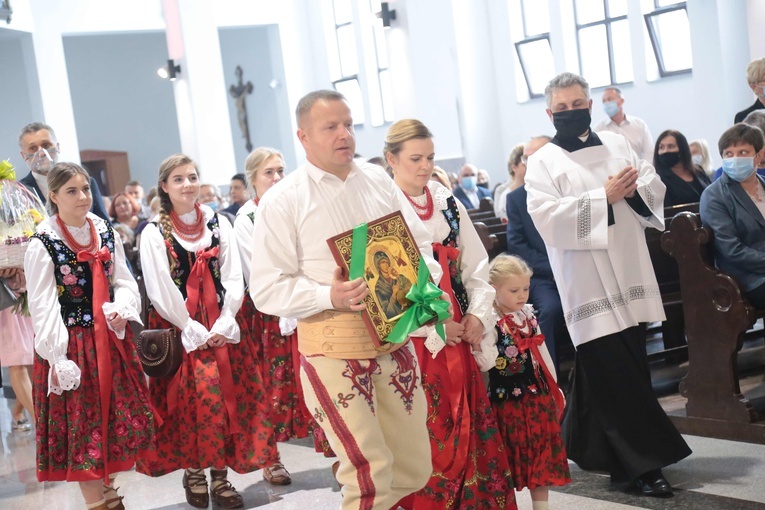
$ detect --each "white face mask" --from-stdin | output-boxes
[30,148,57,175]
[691,154,704,166]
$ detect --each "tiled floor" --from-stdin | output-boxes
[2,348,765,510]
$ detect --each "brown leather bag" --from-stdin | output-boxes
[136,328,182,378]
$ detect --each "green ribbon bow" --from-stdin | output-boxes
[0,160,16,181]
[386,256,450,344]
[348,222,449,344]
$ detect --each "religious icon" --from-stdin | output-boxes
[327,211,424,346]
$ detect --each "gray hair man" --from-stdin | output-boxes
[526,71,691,497]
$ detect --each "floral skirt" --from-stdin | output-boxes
[135,308,278,476]
[246,301,312,442]
[33,326,156,482]
[400,339,517,510]
[242,298,333,456]
[493,392,571,490]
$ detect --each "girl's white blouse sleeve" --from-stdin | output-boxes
[24,236,81,396]
[233,203,255,285]
[209,215,244,343]
[102,230,142,339]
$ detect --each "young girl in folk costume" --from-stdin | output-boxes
[24,163,156,510]
[386,119,517,510]
[483,255,571,510]
[233,147,326,485]
[136,154,277,509]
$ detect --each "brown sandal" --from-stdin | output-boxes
[263,462,292,485]
[103,483,125,510]
[210,468,244,509]
[182,468,209,509]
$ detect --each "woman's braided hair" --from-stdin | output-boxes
[156,154,199,271]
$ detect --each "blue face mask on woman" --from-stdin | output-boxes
[721,157,756,182]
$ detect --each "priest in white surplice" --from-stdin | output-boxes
[525,72,691,498]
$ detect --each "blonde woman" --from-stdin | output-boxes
[25,162,155,510]
[385,119,516,509]
[136,154,277,509]
[233,147,332,484]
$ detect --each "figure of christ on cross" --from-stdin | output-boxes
[229,65,254,152]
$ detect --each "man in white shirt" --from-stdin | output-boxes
[594,87,654,162]
[526,72,690,498]
[249,90,439,509]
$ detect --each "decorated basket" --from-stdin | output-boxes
[0,160,47,268]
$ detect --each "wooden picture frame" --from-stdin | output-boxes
[327,211,424,347]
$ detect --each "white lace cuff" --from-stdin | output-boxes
[211,314,241,344]
[182,319,212,352]
[279,317,297,336]
[467,287,495,331]
[49,359,81,396]
[102,301,143,340]
[423,326,446,358]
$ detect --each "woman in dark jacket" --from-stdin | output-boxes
[654,129,711,207]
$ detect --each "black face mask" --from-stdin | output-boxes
[552,108,592,139]
[477,182,489,189]
[658,151,681,168]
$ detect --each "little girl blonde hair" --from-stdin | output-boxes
[488,254,533,285]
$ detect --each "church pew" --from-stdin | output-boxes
[661,211,765,444]
[473,221,498,259]
[644,203,700,360]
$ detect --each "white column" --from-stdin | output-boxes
[26,0,80,163]
[451,0,505,176]
[162,0,236,185]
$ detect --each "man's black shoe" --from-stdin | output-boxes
[635,471,673,497]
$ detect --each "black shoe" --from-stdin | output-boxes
[635,471,673,497]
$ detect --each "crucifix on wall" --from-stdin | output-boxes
[229,65,254,152]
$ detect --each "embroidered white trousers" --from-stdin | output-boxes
[300,341,431,510]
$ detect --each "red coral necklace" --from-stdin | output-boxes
[170,204,205,242]
[403,186,434,221]
[57,215,99,254]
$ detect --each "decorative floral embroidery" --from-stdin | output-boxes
[439,196,469,315]
[155,215,225,306]
[335,393,355,409]
[488,309,548,403]
[389,345,419,414]
[33,224,115,328]
[342,360,380,415]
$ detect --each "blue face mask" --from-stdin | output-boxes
[722,157,756,182]
[203,201,220,212]
[603,101,619,118]
[461,175,477,190]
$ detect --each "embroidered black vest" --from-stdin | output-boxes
[33,225,115,328]
[436,195,469,316]
[154,214,225,311]
[488,312,549,403]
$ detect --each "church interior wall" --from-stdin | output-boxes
[0,0,763,190]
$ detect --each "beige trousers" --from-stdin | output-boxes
[300,341,432,510]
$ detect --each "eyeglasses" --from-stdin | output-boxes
[520,155,529,164]
[22,145,58,162]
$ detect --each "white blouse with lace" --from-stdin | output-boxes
[406,181,496,359]
[139,205,244,353]
[24,213,142,396]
